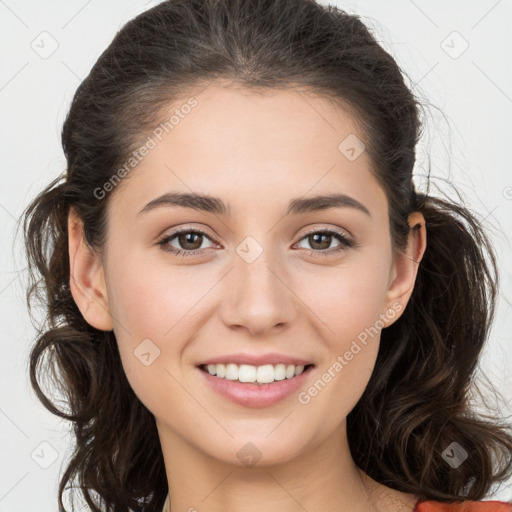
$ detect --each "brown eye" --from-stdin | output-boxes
[177,232,204,250]
[307,233,333,250]
[296,228,354,257]
[157,228,217,256]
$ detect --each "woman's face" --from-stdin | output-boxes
[70,83,423,468]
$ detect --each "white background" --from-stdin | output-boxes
[0,0,511,510]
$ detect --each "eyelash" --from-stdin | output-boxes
[156,227,355,258]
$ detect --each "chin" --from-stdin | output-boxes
[206,433,309,469]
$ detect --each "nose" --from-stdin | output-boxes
[218,242,300,336]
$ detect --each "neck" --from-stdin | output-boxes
[157,419,387,512]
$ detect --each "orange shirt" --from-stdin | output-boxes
[161,495,512,512]
[415,500,512,512]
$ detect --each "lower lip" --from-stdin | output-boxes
[198,365,315,408]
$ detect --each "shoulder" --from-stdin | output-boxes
[415,499,512,512]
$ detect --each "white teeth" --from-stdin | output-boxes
[225,363,239,380]
[285,365,295,379]
[239,364,257,383]
[256,364,274,383]
[216,364,226,378]
[204,363,309,384]
[274,364,286,380]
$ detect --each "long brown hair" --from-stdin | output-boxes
[21,0,512,510]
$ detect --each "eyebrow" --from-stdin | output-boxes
[138,192,371,218]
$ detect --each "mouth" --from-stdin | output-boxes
[198,362,315,385]
[196,362,315,407]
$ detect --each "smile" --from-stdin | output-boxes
[199,363,313,384]
[197,363,315,407]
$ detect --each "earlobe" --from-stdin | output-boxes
[68,207,113,331]
[383,211,427,325]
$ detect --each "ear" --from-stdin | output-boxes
[383,211,427,326]
[68,207,113,331]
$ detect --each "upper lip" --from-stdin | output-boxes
[197,352,314,367]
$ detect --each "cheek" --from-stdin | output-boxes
[104,249,219,402]
[106,248,203,339]
[103,250,178,377]
[295,252,391,416]
[305,251,392,348]
[106,276,191,420]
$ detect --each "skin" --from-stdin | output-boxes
[68,82,426,512]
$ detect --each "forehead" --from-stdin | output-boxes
[161,82,364,161]
[107,83,385,218]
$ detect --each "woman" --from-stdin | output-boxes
[22,0,512,511]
